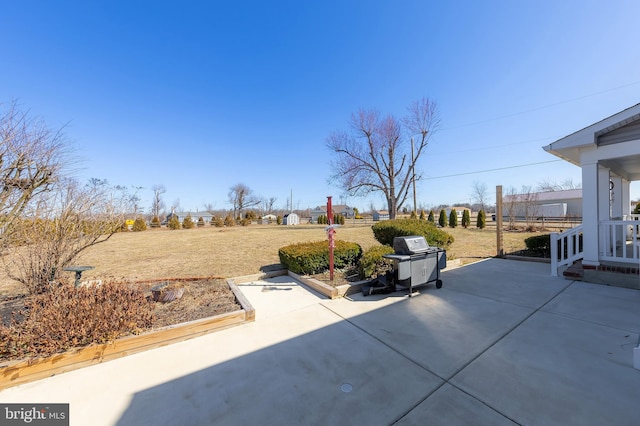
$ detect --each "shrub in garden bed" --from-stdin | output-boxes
[278,240,362,275]
[523,233,583,258]
[0,282,154,360]
[371,219,454,249]
[359,245,395,279]
[524,234,550,256]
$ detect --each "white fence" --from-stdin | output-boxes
[550,225,584,276]
[599,216,640,263]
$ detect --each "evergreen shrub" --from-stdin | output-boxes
[477,210,486,229]
[132,218,147,232]
[168,215,181,230]
[449,209,458,228]
[428,210,435,223]
[359,245,395,279]
[461,210,470,228]
[224,214,235,227]
[438,209,447,227]
[371,219,454,249]
[524,234,550,255]
[182,215,195,229]
[197,217,205,227]
[278,240,362,275]
[150,216,161,228]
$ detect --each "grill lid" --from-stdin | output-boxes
[393,236,430,255]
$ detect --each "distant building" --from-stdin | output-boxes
[166,211,214,224]
[502,189,582,219]
[283,213,299,225]
[261,214,277,223]
[310,205,355,223]
[444,207,472,221]
[372,210,390,221]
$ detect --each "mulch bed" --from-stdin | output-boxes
[309,268,366,287]
[139,279,242,328]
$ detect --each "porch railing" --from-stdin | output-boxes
[550,225,584,276]
[599,216,640,263]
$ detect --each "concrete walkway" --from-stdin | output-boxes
[1,259,640,425]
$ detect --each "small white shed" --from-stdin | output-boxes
[283,213,299,225]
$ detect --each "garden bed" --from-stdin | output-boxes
[0,277,256,390]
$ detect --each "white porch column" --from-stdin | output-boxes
[610,176,623,219]
[581,161,605,266]
[621,178,631,217]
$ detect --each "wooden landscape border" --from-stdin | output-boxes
[0,275,260,390]
[287,271,367,298]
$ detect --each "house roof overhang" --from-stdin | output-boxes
[543,103,640,180]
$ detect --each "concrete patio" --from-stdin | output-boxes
[1,258,639,425]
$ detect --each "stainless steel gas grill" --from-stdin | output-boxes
[383,235,446,295]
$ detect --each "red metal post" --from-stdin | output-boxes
[327,196,334,281]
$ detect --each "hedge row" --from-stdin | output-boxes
[278,240,362,275]
[371,219,454,249]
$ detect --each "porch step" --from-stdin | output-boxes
[563,260,584,280]
[564,260,640,289]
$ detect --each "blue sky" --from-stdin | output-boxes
[2,1,640,214]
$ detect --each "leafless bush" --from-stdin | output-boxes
[0,282,154,360]
[3,178,128,294]
[0,100,68,245]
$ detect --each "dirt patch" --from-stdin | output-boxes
[139,279,242,328]
[309,268,365,287]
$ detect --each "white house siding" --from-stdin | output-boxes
[502,189,582,219]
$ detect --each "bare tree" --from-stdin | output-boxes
[470,180,489,211]
[326,98,440,219]
[4,178,128,294]
[520,185,540,231]
[228,183,260,219]
[504,186,519,230]
[151,184,166,219]
[0,100,68,244]
[171,198,181,213]
[261,196,277,215]
[537,178,581,192]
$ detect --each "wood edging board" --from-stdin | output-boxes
[286,271,370,299]
[0,276,258,390]
[287,271,338,298]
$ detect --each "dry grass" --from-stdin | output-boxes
[0,223,542,297]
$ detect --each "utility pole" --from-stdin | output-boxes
[496,185,504,257]
[326,196,335,281]
[411,137,417,215]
